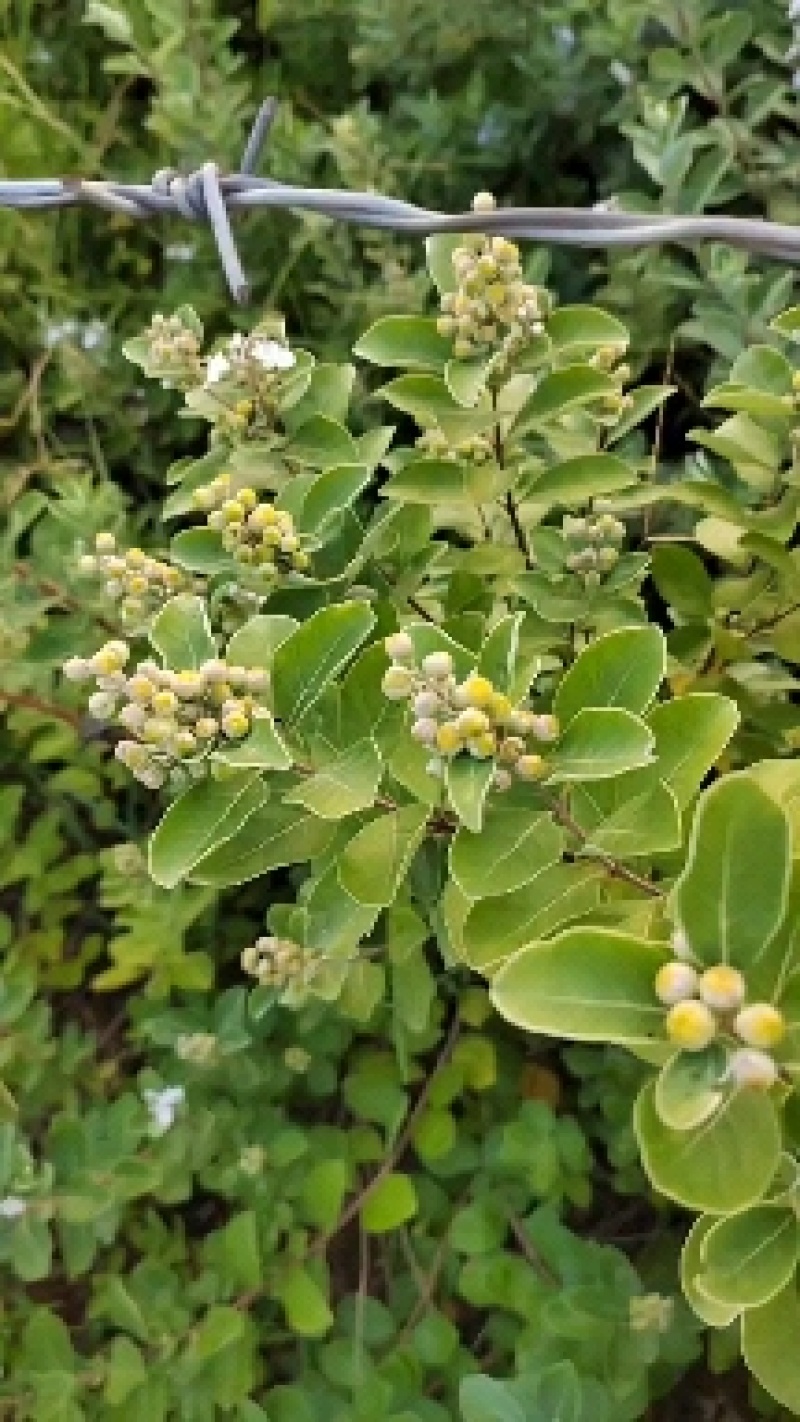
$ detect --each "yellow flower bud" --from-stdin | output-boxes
[238,487,257,510]
[436,723,463,756]
[497,735,526,763]
[382,665,415,700]
[174,671,205,697]
[152,690,178,715]
[699,965,746,1014]
[516,754,546,782]
[733,1004,786,1050]
[461,674,495,709]
[456,707,491,737]
[195,717,219,740]
[655,961,699,1006]
[95,532,116,553]
[222,711,250,739]
[142,717,175,746]
[487,691,512,723]
[93,641,129,675]
[469,731,496,758]
[127,575,148,596]
[665,1000,716,1051]
[248,505,280,530]
[128,675,155,703]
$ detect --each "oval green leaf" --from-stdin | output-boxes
[743,1283,800,1414]
[450,808,564,899]
[555,627,666,725]
[148,772,268,889]
[149,595,216,669]
[699,1205,798,1311]
[673,775,791,969]
[491,928,667,1046]
[272,601,375,725]
[547,708,655,782]
[680,1219,741,1328]
[653,1046,728,1132]
[634,1079,781,1214]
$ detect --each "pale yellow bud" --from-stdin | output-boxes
[460,674,494,709]
[516,754,546,782]
[665,1000,716,1051]
[699,965,746,1014]
[729,1048,779,1090]
[655,961,699,1006]
[733,1004,786,1050]
[382,666,415,700]
[436,723,463,755]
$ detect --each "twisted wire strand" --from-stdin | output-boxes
[3,98,800,303]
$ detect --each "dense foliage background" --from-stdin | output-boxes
[1,1,799,1417]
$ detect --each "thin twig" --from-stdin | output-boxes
[13,563,117,631]
[549,796,663,898]
[311,1008,461,1257]
[0,689,82,730]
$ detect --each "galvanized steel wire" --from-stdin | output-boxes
[3,98,800,303]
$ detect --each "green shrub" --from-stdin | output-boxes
[2,2,800,1417]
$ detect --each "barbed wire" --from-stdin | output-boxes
[3,97,800,303]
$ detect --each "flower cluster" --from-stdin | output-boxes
[202,332,297,439]
[63,640,268,789]
[204,332,296,388]
[436,194,550,377]
[655,934,786,1088]
[241,936,315,989]
[415,427,494,465]
[381,634,559,789]
[143,312,203,387]
[192,473,311,580]
[562,513,626,587]
[589,342,633,417]
[78,532,196,624]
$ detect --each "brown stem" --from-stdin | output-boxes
[373,564,438,625]
[491,390,533,568]
[506,1212,558,1284]
[310,1009,461,1257]
[746,600,800,637]
[13,563,116,632]
[549,796,663,899]
[0,690,82,731]
[503,490,533,568]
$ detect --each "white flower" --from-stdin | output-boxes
[251,339,296,372]
[144,1085,185,1136]
[205,352,231,385]
[610,61,633,86]
[81,320,108,351]
[42,318,80,349]
[790,0,800,21]
[0,1197,27,1219]
[553,24,576,51]
[165,243,196,262]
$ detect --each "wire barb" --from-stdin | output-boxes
[4,96,800,304]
